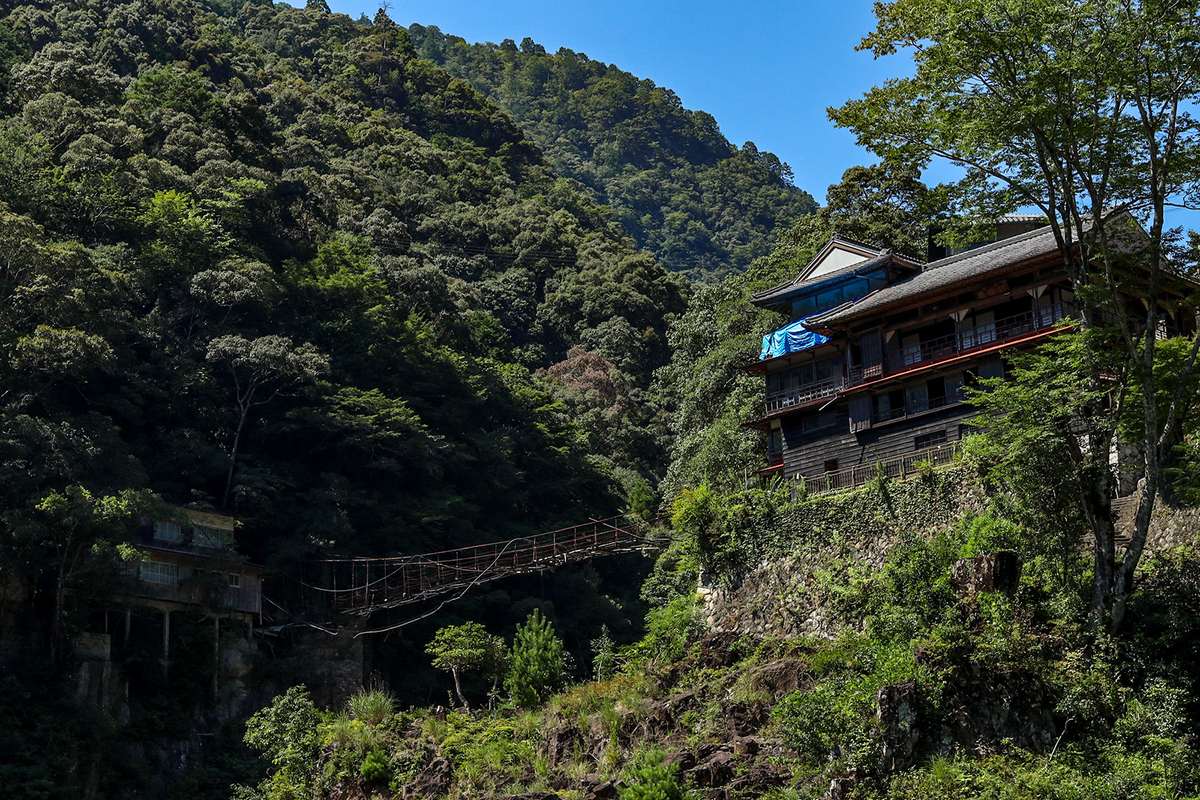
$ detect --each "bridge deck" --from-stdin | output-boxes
[302,516,655,615]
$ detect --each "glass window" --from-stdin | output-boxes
[907,383,929,413]
[946,373,965,402]
[141,561,180,586]
[804,411,838,433]
[228,573,242,588]
[915,431,948,450]
[192,525,231,550]
[153,522,183,543]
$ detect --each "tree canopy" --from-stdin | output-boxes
[832,0,1200,630]
[408,26,818,282]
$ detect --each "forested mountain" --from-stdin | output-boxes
[0,0,688,557]
[0,1,696,791]
[408,26,817,282]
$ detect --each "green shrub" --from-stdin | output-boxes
[619,756,693,800]
[621,594,702,670]
[774,638,925,773]
[322,712,379,752]
[505,609,567,708]
[359,748,390,784]
[241,686,323,800]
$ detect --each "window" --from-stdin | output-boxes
[804,411,838,433]
[945,373,965,403]
[915,431,948,450]
[153,521,183,544]
[228,573,241,588]
[192,525,231,550]
[767,357,843,395]
[824,459,839,474]
[907,383,929,414]
[767,427,783,460]
[140,561,180,586]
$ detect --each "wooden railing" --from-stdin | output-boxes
[871,393,964,425]
[764,377,845,414]
[847,304,1068,388]
[794,441,962,498]
[302,516,657,615]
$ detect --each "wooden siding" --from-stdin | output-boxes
[782,403,976,480]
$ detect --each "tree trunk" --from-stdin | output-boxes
[452,667,468,709]
[222,405,249,509]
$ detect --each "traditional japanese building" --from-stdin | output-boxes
[745,218,1196,491]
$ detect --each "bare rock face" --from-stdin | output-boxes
[579,775,621,800]
[663,750,697,771]
[407,756,452,799]
[876,678,919,773]
[686,749,735,787]
[951,550,1021,596]
[541,717,582,766]
[748,658,808,699]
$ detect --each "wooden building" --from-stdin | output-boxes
[745,219,1197,489]
[79,508,263,680]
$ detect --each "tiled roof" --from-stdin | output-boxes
[807,222,1075,328]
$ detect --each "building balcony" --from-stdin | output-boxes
[871,393,965,425]
[125,575,262,615]
[763,377,845,414]
[848,303,1069,388]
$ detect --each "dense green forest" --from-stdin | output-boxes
[0,0,694,562]
[0,0,708,795]
[407,25,817,282]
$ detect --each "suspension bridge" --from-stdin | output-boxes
[294,515,663,618]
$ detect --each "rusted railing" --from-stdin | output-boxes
[794,441,962,499]
[302,516,656,615]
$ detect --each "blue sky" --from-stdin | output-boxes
[321,0,1196,232]
[323,0,913,203]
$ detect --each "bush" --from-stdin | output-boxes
[505,609,567,708]
[241,686,322,799]
[359,748,390,784]
[619,756,693,800]
[621,594,702,670]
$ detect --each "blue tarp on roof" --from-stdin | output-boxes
[760,318,830,360]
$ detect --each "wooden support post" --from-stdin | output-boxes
[213,616,220,703]
[161,609,170,677]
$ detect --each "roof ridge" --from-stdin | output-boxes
[922,223,1057,272]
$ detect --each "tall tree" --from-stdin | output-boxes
[832,0,1200,630]
[426,621,506,709]
[205,335,328,508]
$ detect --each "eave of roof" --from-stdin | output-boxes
[750,251,921,311]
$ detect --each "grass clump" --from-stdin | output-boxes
[347,687,394,726]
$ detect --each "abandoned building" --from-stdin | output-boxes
[73,507,263,712]
[745,217,1198,491]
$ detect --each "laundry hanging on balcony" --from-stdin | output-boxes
[760,318,830,360]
